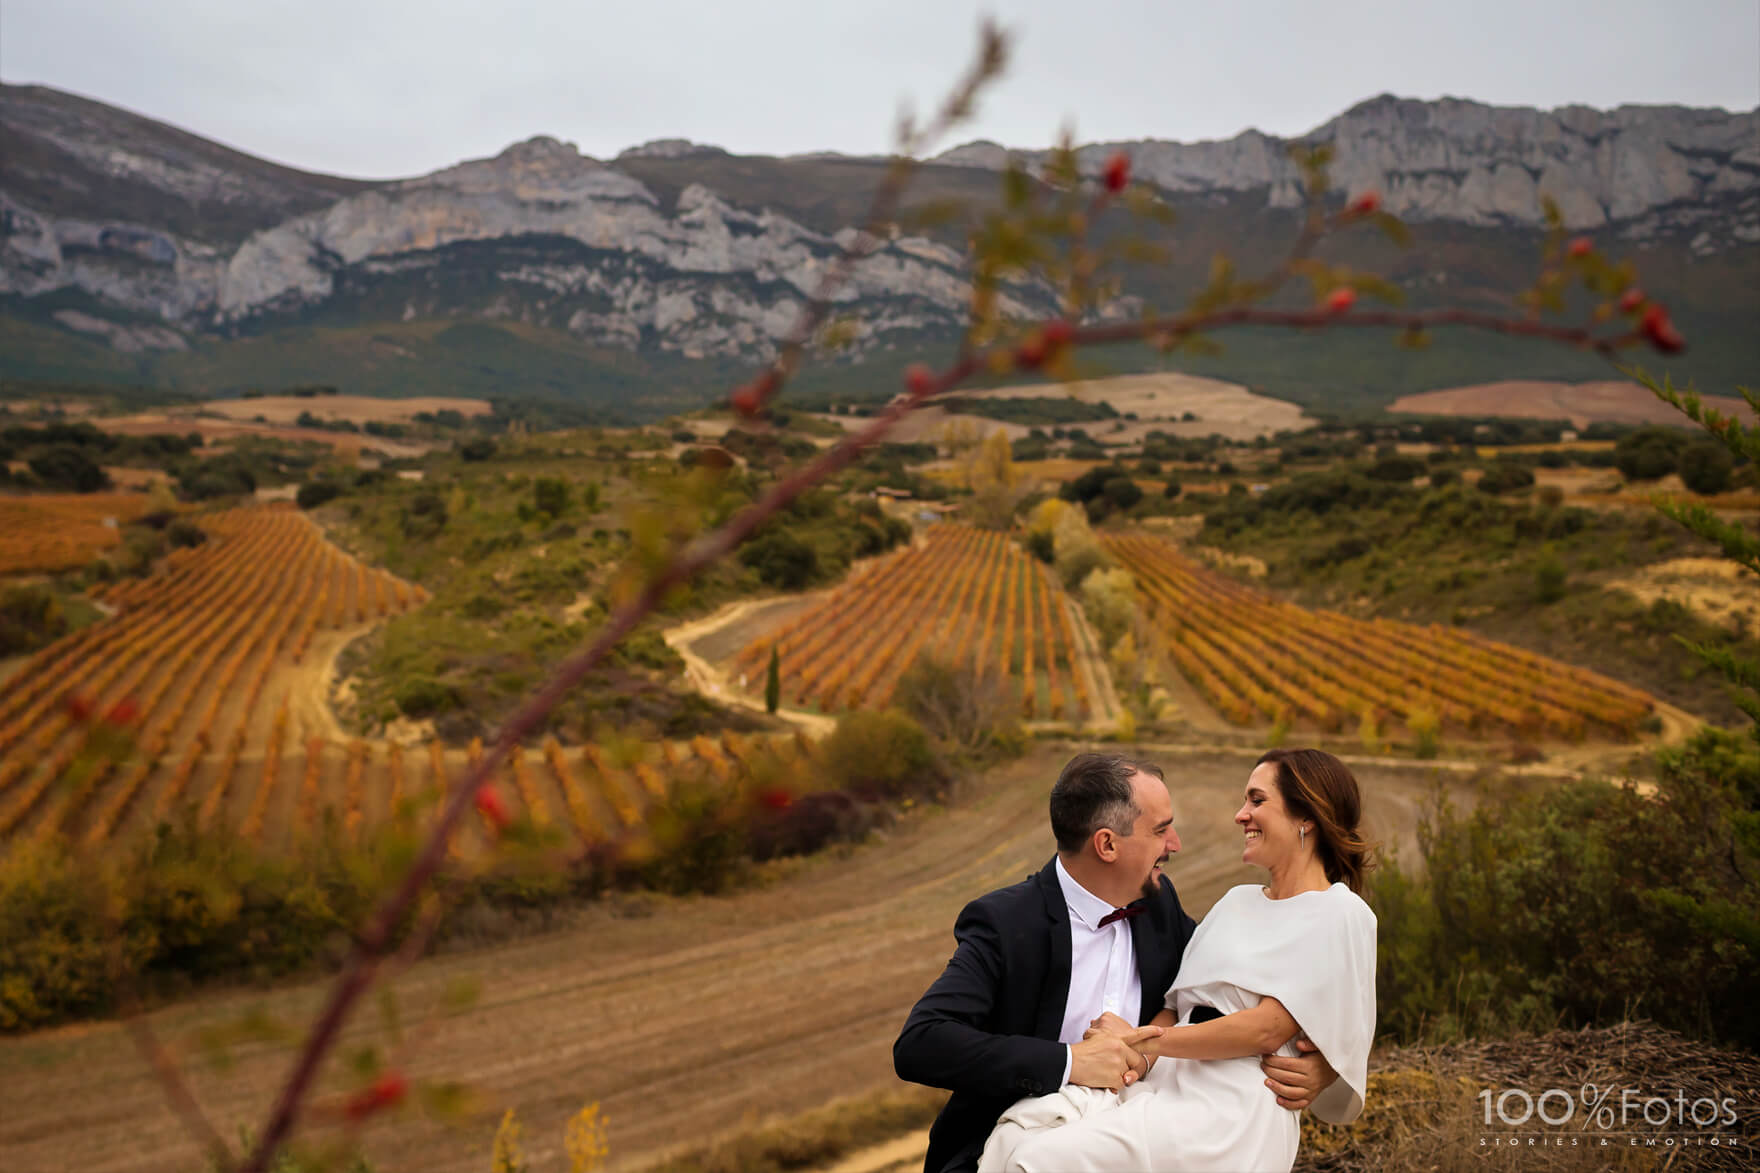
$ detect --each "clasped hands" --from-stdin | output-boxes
[1072,1012,1159,1090]
[1077,1011,1332,1109]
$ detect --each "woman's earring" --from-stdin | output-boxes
[1299,825,1307,843]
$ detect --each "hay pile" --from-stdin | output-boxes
[1301,1022,1759,1172]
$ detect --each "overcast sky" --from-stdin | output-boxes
[3,0,1755,179]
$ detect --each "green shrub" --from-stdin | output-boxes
[1476,461,1535,494]
[819,710,944,800]
[295,480,340,510]
[739,529,819,590]
[395,677,457,718]
[1678,438,1734,495]
[1615,426,1688,481]
[0,584,68,657]
[1372,728,1760,1049]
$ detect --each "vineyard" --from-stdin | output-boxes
[0,502,809,851]
[1105,534,1656,741]
[0,492,162,575]
[734,523,1107,723]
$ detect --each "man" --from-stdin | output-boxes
[894,752,1336,1173]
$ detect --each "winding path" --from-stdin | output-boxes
[2,744,1477,1173]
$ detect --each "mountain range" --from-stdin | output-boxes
[3,83,1755,421]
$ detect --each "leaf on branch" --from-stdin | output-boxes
[1373,212,1412,248]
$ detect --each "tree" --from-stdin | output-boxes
[764,647,780,715]
[968,427,1023,528]
[1615,425,1687,481]
[27,445,109,492]
[739,529,818,589]
[1678,437,1734,495]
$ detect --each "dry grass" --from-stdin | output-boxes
[634,1084,946,1173]
[1303,1022,1760,1172]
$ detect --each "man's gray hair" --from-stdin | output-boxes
[1049,752,1165,853]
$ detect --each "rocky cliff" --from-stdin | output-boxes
[2,84,1755,369]
[936,95,1760,250]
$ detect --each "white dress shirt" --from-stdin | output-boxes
[1054,857,1144,1085]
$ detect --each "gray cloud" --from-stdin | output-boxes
[3,0,1755,179]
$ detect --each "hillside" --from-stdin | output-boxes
[3,85,1756,418]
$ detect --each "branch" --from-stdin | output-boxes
[237,357,973,1173]
[125,1011,233,1170]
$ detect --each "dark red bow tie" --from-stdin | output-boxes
[1098,903,1144,929]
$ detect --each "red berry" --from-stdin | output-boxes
[1349,192,1381,215]
[904,364,936,397]
[345,1071,409,1121]
[1016,336,1047,369]
[1324,287,1357,314]
[105,697,139,726]
[475,784,510,830]
[729,370,776,418]
[1042,320,1074,349]
[1103,152,1130,193]
[1618,288,1645,313]
[1640,304,1685,354]
[64,694,95,721]
[1567,236,1593,258]
[757,788,793,811]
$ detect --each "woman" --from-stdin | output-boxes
[978,748,1377,1173]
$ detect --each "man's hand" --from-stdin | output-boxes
[1070,1025,1161,1090]
[1261,1039,1336,1110]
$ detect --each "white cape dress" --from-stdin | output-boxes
[978,882,1376,1173]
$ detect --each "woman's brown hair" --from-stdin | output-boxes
[1255,747,1376,893]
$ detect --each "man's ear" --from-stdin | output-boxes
[1093,828,1116,861]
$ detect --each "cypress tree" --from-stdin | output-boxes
[765,646,781,715]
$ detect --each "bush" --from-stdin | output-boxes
[1101,476,1143,510]
[1367,456,1426,483]
[1678,438,1734,495]
[818,710,944,800]
[1534,551,1567,603]
[400,490,448,539]
[27,445,110,492]
[1476,461,1535,495]
[894,657,1025,758]
[1162,478,1182,499]
[1614,426,1687,481]
[295,480,340,510]
[394,677,456,718]
[739,529,819,590]
[456,437,498,461]
[0,584,68,656]
[165,519,207,549]
[1373,729,1760,1048]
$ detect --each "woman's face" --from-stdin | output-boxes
[1234,762,1306,869]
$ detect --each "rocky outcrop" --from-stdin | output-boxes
[935,96,1760,241]
[2,85,1753,363]
[2,126,1045,360]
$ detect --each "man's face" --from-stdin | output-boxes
[1118,770,1180,899]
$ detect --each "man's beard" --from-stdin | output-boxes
[1141,861,1164,899]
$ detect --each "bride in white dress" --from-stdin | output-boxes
[979,748,1378,1173]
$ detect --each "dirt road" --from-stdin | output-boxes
[0,744,1472,1173]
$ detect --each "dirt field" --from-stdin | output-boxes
[1388,380,1751,429]
[93,413,435,460]
[1606,557,1760,631]
[809,372,1312,447]
[192,395,491,426]
[0,744,1502,1173]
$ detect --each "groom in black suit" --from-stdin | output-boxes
[894,752,1335,1173]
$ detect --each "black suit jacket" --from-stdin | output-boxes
[893,858,1198,1173]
